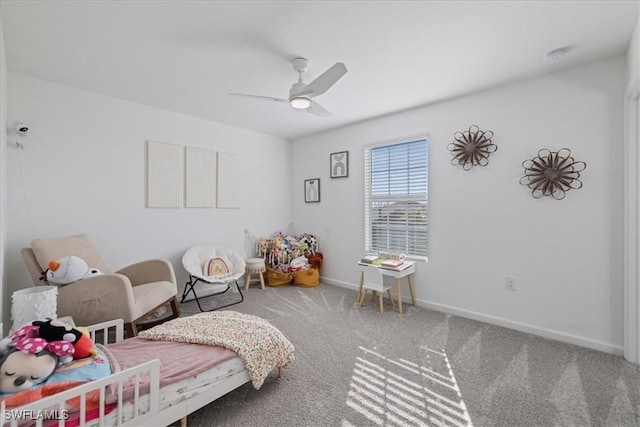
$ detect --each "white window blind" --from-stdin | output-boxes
[364,137,428,259]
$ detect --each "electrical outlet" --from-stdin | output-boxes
[505,276,516,291]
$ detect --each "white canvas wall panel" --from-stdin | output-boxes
[147,140,183,208]
[186,146,216,208]
[216,152,241,209]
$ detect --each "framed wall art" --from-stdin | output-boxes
[330,151,349,178]
[304,178,321,203]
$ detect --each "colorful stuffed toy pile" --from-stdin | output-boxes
[257,232,322,273]
[256,232,323,287]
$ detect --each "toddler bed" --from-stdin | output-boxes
[0,311,295,427]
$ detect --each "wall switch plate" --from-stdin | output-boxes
[505,276,516,291]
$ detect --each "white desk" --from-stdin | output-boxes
[356,261,416,314]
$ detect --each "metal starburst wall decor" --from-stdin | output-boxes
[519,148,587,200]
[447,125,497,171]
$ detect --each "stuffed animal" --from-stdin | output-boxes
[307,252,323,270]
[289,256,309,272]
[0,349,58,394]
[0,324,75,394]
[33,319,97,360]
[72,327,98,359]
[45,255,102,285]
[33,319,80,343]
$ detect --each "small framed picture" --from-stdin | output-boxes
[304,178,321,203]
[330,151,349,178]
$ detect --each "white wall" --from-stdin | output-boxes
[627,11,639,90]
[623,11,640,363]
[5,74,292,311]
[0,9,7,333]
[292,56,626,354]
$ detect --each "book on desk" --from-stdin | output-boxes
[379,260,412,271]
[358,258,412,271]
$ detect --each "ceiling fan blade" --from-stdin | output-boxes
[229,93,288,103]
[293,62,347,98]
[307,101,332,117]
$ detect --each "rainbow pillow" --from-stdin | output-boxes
[205,257,231,279]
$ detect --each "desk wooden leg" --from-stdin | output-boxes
[396,278,403,314]
[357,272,364,302]
[387,289,396,308]
[358,288,367,306]
[408,274,416,306]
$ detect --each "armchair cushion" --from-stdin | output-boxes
[30,233,112,278]
[116,259,177,287]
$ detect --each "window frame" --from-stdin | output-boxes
[364,133,429,262]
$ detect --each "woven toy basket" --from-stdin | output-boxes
[266,267,292,287]
[292,268,320,287]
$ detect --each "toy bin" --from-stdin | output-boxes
[266,267,292,287]
[292,268,320,287]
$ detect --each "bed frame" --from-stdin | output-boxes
[0,319,252,427]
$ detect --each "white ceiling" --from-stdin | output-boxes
[1,1,638,140]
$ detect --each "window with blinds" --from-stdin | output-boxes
[364,137,428,260]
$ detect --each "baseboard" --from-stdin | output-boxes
[322,277,358,290]
[321,276,623,356]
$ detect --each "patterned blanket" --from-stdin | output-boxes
[137,311,295,389]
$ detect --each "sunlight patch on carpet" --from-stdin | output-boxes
[344,346,473,426]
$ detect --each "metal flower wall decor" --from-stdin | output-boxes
[447,125,497,171]
[519,148,587,200]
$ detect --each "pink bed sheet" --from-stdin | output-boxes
[101,337,239,387]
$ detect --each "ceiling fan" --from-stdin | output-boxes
[230,57,348,117]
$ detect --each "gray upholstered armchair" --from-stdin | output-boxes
[21,233,180,336]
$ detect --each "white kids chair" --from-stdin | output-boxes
[358,265,396,314]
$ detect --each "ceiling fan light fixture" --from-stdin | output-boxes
[544,46,571,62]
[230,58,346,117]
[290,96,311,109]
